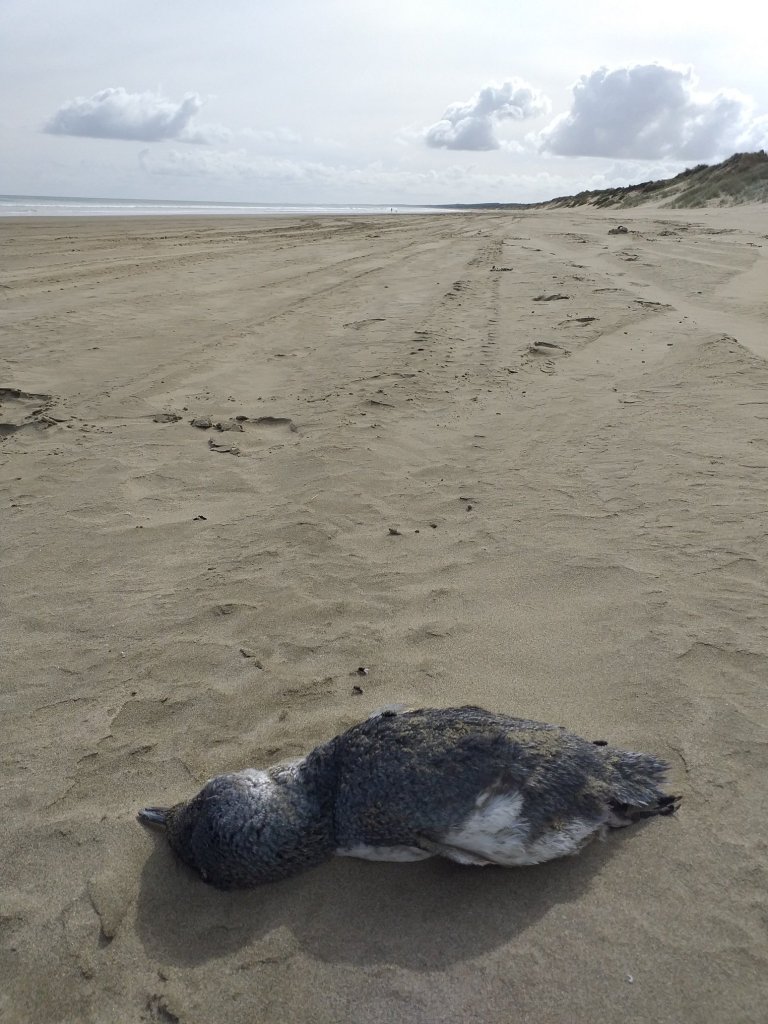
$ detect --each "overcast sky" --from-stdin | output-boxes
[1,0,767,205]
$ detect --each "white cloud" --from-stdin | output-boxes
[736,112,768,151]
[137,145,636,204]
[425,79,550,150]
[139,147,320,183]
[241,127,302,146]
[45,87,213,143]
[541,64,768,159]
[138,146,501,198]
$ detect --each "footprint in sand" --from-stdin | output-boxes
[557,316,599,327]
[528,341,567,354]
[525,341,570,374]
[109,697,186,737]
[343,318,386,330]
[0,387,59,438]
[203,414,299,456]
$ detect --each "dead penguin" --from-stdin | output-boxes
[138,706,680,888]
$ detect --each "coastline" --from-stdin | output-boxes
[0,195,454,218]
[2,205,768,1023]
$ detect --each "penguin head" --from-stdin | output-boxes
[138,771,279,888]
[138,767,332,887]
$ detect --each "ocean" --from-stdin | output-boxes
[0,194,452,217]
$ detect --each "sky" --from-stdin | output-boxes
[1,0,767,205]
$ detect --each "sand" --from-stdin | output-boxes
[2,206,767,1023]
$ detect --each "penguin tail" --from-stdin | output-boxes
[602,749,682,827]
[608,791,682,827]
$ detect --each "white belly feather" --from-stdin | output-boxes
[440,789,530,865]
[336,844,433,862]
[336,787,602,867]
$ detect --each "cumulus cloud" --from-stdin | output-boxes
[541,64,768,159]
[735,112,768,152]
[45,87,211,143]
[425,79,550,150]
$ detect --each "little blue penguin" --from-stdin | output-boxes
[138,705,680,888]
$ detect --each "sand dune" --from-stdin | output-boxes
[2,205,768,1023]
[544,150,768,209]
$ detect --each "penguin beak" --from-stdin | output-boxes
[137,806,169,829]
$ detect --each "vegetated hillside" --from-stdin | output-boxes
[541,151,768,210]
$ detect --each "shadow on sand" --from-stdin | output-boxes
[135,829,635,971]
